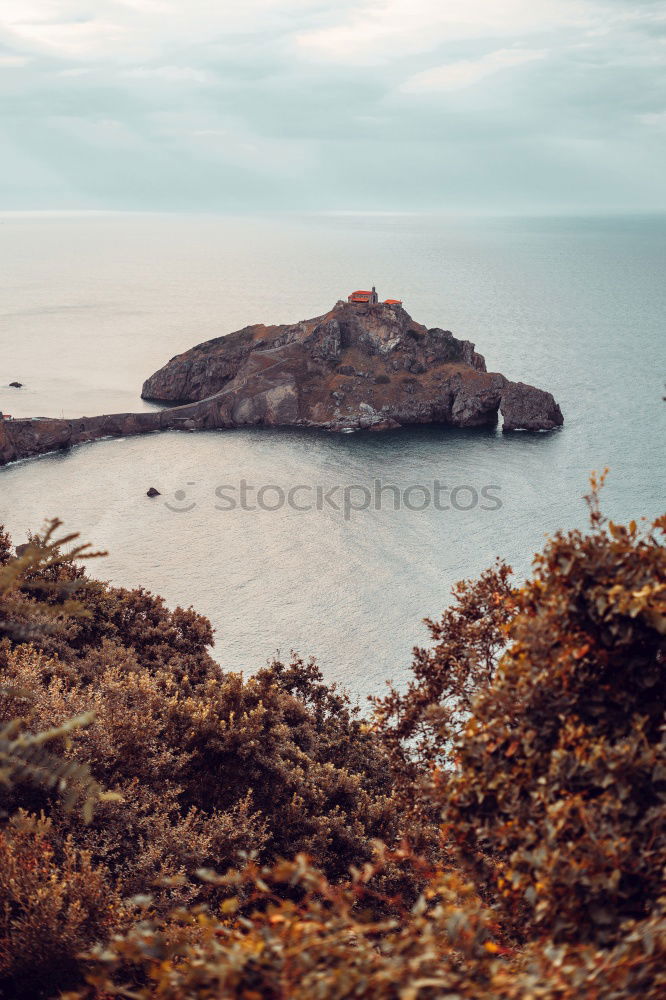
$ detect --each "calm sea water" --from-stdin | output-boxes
[0,212,664,700]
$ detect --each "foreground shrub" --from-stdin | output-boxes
[437,482,666,946]
[0,811,123,999]
[2,482,666,999]
[69,852,506,1000]
[0,522,401,996]
[66,856,666,1000]
[372,559,515,850]
[0,521,217,689]
[0,646,398,888]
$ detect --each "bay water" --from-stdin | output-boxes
[0,212,664,700]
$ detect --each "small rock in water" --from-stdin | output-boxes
[9,382,23,388]
[146,487,161,498]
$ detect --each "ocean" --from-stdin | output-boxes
[0,212,664,701]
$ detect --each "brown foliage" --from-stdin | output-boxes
[2,479,666,1000]
[0,519,217,688]
[0,528,11,568]
[0,520,104,650]
[437,479,666,946]
[0,522,400,996]
[372,559,515,850]
[374,559,515,775]
[0,646,398,889]
[72,853,503,1000]
[67,857,666,1000]
[0,811,123,999]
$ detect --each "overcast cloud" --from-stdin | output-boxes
[1,0,665,212]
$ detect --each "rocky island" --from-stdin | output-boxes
[0,298,562,466]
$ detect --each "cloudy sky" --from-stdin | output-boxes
[1,0,665,212]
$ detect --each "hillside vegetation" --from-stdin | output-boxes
[0,477,664,999]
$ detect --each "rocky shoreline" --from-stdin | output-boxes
[0,301,562,467]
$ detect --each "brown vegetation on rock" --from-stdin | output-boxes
[0,302,563,467]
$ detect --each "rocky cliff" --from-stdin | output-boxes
[0,301,562,467]
[141,300,563,434]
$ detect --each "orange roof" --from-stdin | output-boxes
[384,298,401,304]
[350,290,372,296]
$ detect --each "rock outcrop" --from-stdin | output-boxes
[142,300,562,434]
[499,381,564,433]
[0,300,562,467]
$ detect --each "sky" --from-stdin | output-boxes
[1,0,665,213]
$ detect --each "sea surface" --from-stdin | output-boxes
[0,212,664,701]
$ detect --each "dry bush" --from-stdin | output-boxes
[437,479,666,947]
[0,811,123,999]
[372,559,515,851]
[0,521,401,996]
[0,521,217,688]
[68,851,506,1000]
[3,481,666,1000]
[68,857,666,1000]
[0,645,398,892]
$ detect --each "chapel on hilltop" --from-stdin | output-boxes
[347,286,402,306]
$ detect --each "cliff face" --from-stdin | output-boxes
[141,300,563,434]
[0,301,562,467]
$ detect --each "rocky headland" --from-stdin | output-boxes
[0,300,562,466]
